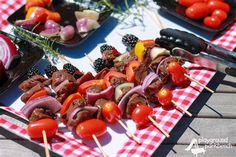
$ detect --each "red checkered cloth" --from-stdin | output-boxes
[0,0,25,30]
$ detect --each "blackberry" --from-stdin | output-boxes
[63,63,78,75]
[122,34,139,51]
[45,64,58,78]
[73,70,83,79]
[27,66,41,78]
[94,58,106,72]
[100,44,113,53]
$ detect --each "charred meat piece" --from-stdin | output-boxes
[94,68,109,79]
[149,55,167,72]
[145,79,163,103]
[126,93,147,118]
[76,72,94,86]
[134,64,149,85]
[51,70,76,89]
[21,84,44,103]
[94,98,108,120]
[67,110,94,128]
[56,82,78,103]
[110,76,127,87]
[114,55,137,72]
[29,108,56,122]
[19,75,49,92]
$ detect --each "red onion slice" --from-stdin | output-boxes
[0,34,20,69]
[20,96,61,119]
[156,56,177,75]
[118,85,144,116]
[141,72,158,92]
[87,86,114,105]
[54,79,69,93]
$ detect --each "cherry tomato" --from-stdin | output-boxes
[207,0,230,13]
[167,61,187,74]
[185,2,210,20]
[27,118,58,140]
[170,72,190,87]
[178,0,204,7]
[76,119,107,139]
[204,16,221,28]
[212,9,227,21]
[131,104,153,127]
[102,101,121,123]
[157,88,173,106]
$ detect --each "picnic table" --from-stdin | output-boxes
[0,0,236,156]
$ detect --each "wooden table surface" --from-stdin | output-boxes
[0,71,235,157]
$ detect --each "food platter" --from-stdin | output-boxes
[0,31,44,95]
[7,0,112,47]
[154,0,236,32]
[0,63,216,156]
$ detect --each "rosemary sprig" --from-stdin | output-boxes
[13,27,62,63]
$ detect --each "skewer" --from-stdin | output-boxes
[92,134,108,157]
[117,119,141,144]
[147,116,170,138]
[171,100,192,117]
[184,74,214,93]
[84,53,94,63]
[42,130,50,157]
[142,7,164,29]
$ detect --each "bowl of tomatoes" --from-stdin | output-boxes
[154,0,236,32]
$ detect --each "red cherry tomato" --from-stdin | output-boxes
[102,101,121,123]
[168,61,187,74]
[178,0,204,7]
[131,104,153,127]
[207,0,230,13]
[157,88,173,106]
[76,119,107,139]
[27,118,58,140]
[170,72,190,87]
[204,16,221,28]
[212,9,227,21]
[185,2,210,20]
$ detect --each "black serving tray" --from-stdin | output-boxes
[154,0,236,33]
[7,0,112,47]
[0,31,44,95]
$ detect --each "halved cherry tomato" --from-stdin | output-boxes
[27,118,58,140]
[101,101,121,123]
[204,16,221,28]
[207,0,230,13]
[104,71,127,87]
[178,0,205,7]
[27,90,47,103]
[157,88,173,106]
[76,119,107,139]
[60,93,83,116]
[131,104,153,128]
[78,79,106,94]
[126,60,141,82]
[212,9,227,21]
[185,2,210,20]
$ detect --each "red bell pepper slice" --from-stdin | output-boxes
[77,79,106,94]
[104,71,127,87]
[126,60,141,82]
[27,90,47,103]
[142,39,155,48]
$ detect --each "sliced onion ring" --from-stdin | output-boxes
[118,85,144,116]
[141,72,158,92]
[86,86,114,105]
[20,96,61,119]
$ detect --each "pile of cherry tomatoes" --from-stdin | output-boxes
[179,0,230,28]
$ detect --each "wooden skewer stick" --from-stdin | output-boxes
[42,130,50,157]
[92,134,108,157]
[84,53,94,63]
[148,116,170,138]
[117,119,141,145]
[142,7,164,29]
[184,74,214,93]
[171,100,192,117]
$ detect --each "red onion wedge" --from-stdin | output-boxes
[118,85,144,116]
[141,72,158,92]
[67,106,98,130]
[0,34,20,70]
[20,96,61,119]
[87,86,114,105]
[15,19,37,30]
[76,18,100,33]
[60,25,75,41]
[44,20,61,30]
